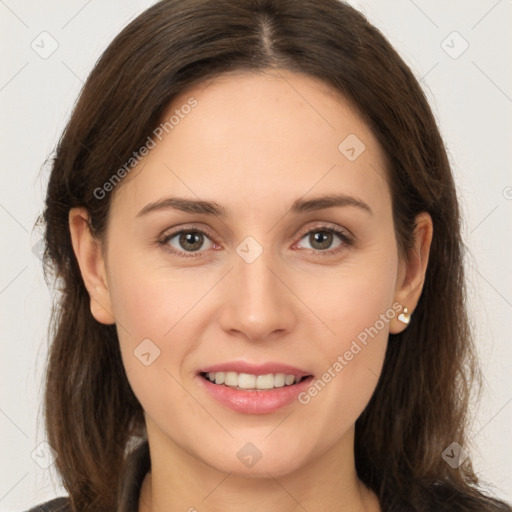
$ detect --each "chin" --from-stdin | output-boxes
[194,437,311,478]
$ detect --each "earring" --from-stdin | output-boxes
[398,306,411,325]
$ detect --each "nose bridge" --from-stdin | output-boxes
[218,237,295,340]
[236,247,277,305]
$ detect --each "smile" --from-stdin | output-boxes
[200,371,308,390]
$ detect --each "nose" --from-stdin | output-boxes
[217,246,297,343]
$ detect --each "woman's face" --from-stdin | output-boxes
[83,70,424,477]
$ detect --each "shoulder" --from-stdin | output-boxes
[25,496,71,512]
[383,482,512,512]
[23,440,149,512]
[420,483,512,512]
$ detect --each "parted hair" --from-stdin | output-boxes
[40,1,511,511]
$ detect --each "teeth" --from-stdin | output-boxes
[238,373,256,389]
[284,374,295,385]
[204,371,304,390]
[225,371,238,386]
[274,373,285,387]
[256,374,274,390]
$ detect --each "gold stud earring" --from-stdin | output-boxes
[397,306,411,325]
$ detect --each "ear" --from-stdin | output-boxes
[69,207,115,325]
[389,212,433,334]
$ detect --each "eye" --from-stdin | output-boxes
[294,225,353,256]
[158,228,217,258]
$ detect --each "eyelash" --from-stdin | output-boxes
[157,224,354,260]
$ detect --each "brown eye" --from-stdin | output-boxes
[308,231,334,250]
[176,231,205,252]
[159,229,215,258]
[294,226,353,256]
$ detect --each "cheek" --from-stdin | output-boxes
[107,247,195,342]
[113,278,201,434]
[105,255,192,408]
[293,243,397,424]
[298,236,397,345]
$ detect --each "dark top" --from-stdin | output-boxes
[25,441,150,512]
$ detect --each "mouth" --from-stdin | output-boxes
[196,364,315,414]
[196,362,315,414]
[199,371,311,391]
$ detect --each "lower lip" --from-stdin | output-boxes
[196,374,314,414]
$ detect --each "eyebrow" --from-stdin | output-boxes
[136,193,373,218]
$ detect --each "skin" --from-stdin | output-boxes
[69,69,432,512]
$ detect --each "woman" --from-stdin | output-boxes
[29,0,511,511]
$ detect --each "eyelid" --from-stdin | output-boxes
[294,222,353,242]
[158,223,217,241]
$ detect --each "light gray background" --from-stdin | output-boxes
[1,1,511,510]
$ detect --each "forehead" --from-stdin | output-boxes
[110,69,390,220]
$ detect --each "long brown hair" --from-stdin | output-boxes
[41,1,511,511]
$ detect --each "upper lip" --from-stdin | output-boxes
[198,361,313,378]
